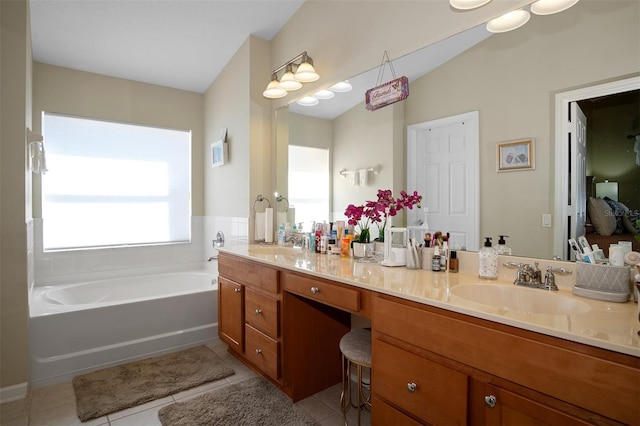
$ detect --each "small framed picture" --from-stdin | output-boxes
[497,139,535,172]
[211,139,228,168]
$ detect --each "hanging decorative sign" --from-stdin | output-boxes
[365,51,409,111]
[365,76,409,111]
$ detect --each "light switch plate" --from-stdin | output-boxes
[542,214,552,227]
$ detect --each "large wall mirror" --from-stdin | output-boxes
[275,0,640,260]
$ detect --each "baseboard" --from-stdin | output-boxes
[0,382,28,403]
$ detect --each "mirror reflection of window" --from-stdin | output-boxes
[288,145,329,230]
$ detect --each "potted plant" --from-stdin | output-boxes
[344,189,422,258]
[371,189,422,242]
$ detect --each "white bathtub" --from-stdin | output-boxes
[29,270,218,388]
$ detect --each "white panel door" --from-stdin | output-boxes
[407,111,479,251]
[570,102,588,245]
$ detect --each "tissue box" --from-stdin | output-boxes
[575,261,630,293]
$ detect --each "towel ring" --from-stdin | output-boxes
[252,195,271,213]
[275,193,289,212]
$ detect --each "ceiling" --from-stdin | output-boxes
[29,0,492,117]
[29,0,305,94]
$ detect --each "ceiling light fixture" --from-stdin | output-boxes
[486,9,530,33]
[530,0,579,15]
[262,51,319,99]
[328,81,352,93]
[450,0,492,10]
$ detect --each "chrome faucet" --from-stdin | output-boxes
[504,262,571,291]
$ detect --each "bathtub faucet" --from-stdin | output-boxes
[207,256,217,262]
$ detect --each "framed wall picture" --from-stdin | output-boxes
[211,139,228,167]
[497,139,535,172]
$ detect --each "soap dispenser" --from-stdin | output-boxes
[496,235,512,255]
[479,237,498,280]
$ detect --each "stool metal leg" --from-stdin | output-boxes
[340,355,372,426]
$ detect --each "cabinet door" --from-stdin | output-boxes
[478,385,591,426]
[218,277,244,351]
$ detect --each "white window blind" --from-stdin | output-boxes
[42,113,191,250]
[288,145,329,228]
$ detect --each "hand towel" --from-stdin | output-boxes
[358,168,368,186]
[255,212,266,241]
[265,208,274,243]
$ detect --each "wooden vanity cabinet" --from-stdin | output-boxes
[218,276,244,351]
[372,293,639,426]
[218,253,282,382]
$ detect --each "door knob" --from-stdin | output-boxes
[407,382,418,392]
[234,288,241,293]
[255,349,262,355]
[255,309,262,315]
[311,286,320,294]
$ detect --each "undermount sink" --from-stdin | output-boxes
[450,284,591,315]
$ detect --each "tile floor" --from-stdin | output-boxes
[0,341,370,426]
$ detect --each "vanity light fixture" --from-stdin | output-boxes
[262,73,287,99]
[312,89,335,100]
[328,80,352,93]
[486,9,530,33]
[530,0,579,15]
[262,51,319,99]
[296,96,320,106]
[278,64,303,91]
[450,0,492,10]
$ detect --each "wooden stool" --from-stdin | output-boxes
[339,328,372,426]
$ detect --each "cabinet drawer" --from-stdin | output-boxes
[245,324,280,380]
[372,396,423,426]
[245,287,279,338]
[373,338,468,426]
[282,272,360,313]
[219,253,279,293]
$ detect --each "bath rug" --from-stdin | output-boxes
[158,376,320,426]
[72,345,234,422]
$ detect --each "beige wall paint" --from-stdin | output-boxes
[32,63,205,217]
[404,0,639,258]
[204,36,272,241]
[1,0,31,390]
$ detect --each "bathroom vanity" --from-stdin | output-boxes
[218,246,639,425]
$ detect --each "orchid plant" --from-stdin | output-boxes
[344,189,422,243]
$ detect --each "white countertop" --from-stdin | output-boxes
[219,244,640,357]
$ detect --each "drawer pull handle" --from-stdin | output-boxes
[484,395,497,408]
[255,349,262,355]
[255,309,262,315]
[311,286,320,294]
[407,382,418,392]
[234,288,241,293]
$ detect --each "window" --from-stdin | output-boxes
[288,145,329,228]
[42,113,191,250]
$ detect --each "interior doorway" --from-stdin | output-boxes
[554,76,640,259]
[407,111,479,251]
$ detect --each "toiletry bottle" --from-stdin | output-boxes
[315,223,323,253]
[341,230,353,257]
[449,250,459,272]
[432,246,441,272]
[496,235,512,255]
[440,241,448,269]
[479,237,498,279]
[278,224,285,246]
